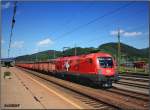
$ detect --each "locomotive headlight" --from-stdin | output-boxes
[106,70,111,74]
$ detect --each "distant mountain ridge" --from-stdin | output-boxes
[99,42,148,58]
[15,42,149,62]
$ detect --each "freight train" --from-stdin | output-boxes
[16,52,119,87]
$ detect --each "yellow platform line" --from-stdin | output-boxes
[22,72,83,109]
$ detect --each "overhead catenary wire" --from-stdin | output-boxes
[56,6,147,47]
[46,1,97,44]
[54,1,134,41]
[8,1,17,57]
[61,25,147,60]
[80,25,148,45]
[17,2,96,57]
[59,3,148,46]
[14,1,144,59]
[60,25,147,57]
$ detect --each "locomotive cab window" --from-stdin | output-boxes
[98,57,113,68]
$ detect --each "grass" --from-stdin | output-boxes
[118,66,149,75]
[4,71,11,79]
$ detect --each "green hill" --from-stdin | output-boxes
[98,42,149,62]
[99,42,148,57]
[15,50,62,62]
[15,42,149,62]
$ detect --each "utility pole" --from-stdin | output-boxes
[36,54,37,62]
[74,44,77,56]
[35,48,38,62]
[8,1,17,58]
[53,50,55,59]
[117,28,121,72]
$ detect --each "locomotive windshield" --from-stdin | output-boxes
[98,57,113,68]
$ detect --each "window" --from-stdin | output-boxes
[98,57,113,68]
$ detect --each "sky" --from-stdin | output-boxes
[1,1,149,58]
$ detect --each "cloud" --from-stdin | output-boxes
[33,48,40,54]
[110,29,124,36]
[123,32,142,36]
[110,29,143,37]
[2,2,11,9]
[37,38,53,47]
[11,41,24,49]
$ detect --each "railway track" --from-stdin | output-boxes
[119,75,149,82]
[106,87,148,101]
[117,73,149,89]
[14,67,116,109]
[17,67,149,110]
[72,94,115,109]
[116,81,149,89]
[119,73,149,79]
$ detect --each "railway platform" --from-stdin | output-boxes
[0,67,85,109]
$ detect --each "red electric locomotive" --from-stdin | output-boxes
[53,52,118,87]
[16,52,119,87]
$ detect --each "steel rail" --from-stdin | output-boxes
[106,87,149,101]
